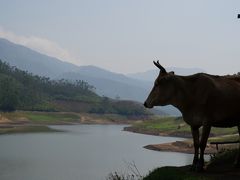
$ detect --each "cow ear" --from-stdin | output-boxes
[169,71,175,75]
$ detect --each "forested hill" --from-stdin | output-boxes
[0,60,150,116]
[0,60,98,111]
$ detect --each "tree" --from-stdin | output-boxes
[0,75,20,111]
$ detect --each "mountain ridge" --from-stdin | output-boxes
[0,38,79,78]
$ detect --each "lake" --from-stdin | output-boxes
[0,125,193,180]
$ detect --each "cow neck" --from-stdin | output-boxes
[170,75,192,115]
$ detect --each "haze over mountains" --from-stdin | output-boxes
[0,38,205,115]
[128,67,205,82]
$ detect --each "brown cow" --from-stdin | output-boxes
[144,61,240,171]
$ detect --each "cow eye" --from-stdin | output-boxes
[160,77,168,84]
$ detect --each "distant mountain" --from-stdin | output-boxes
[127,67,205,82]
[58,65,152,101]
[76,65,151,90]
[57,71,150,101]
[0,38,78,78]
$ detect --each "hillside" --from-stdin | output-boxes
[124,116,238,138]
[0,60,150,117]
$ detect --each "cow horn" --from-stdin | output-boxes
[153,60,166,73]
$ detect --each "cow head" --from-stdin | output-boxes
[144,61,175,108]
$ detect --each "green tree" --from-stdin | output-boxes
[0,75,20,111]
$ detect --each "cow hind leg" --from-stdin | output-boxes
[190,126,200,171]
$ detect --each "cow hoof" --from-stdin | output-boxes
[190,165,196,171]
[196,163,204,172]
[196,166,204,172]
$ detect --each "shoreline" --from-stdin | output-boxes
[124,126,240,154]
[123,126,192,138]
[0,122,129,135]
[0,111,134,135]
[0,125,62,134]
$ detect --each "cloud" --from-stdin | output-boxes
[0,27,80,65]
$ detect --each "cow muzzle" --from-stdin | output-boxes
[144,101,153,108]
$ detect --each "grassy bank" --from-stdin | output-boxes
[144,149,240,180]
[0,125,60,134]
[125,116,238,138]
[0,111,140,134]
[3,111,80,123]
[143,166,211,180]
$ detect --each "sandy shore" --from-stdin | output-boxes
[144,140,219,154]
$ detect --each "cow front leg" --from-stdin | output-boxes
[197,125,211,172]
[190,126,199,171]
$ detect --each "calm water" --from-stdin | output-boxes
[0,125,193,180]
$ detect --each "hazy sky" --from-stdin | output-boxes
[0,0,240,75]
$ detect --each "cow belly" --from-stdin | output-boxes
[212,117,240,128]
[210,103,240,127]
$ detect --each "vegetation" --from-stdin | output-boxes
[208,148,239,170]
[106,161,143,180]
[143,166,211,180]
[0,60,150,116]
[0,60,97,111]
[90,97,149,116]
